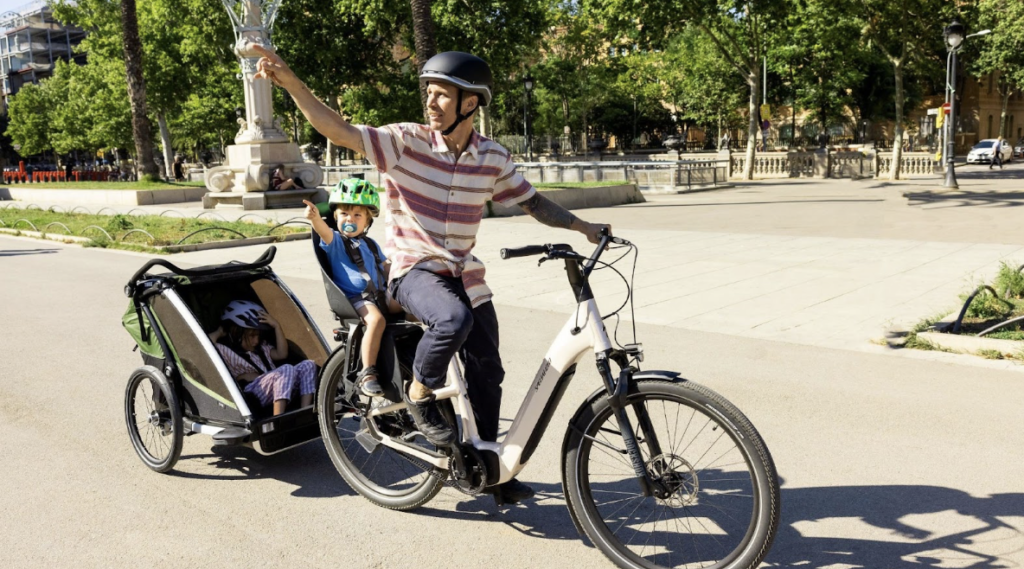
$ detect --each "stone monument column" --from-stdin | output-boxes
[203,0,323,210]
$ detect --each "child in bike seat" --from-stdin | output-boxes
[209,300,316,416]
[303,178,402,398]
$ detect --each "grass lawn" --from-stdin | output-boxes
[535,180,630,189]
[0,208,305,252]
[2,180,206,190]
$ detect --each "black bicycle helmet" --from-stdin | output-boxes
[420,51,493,135]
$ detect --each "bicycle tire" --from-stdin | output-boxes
[316,348,444,510]
[125,366,183,473]
[563,380,780,569]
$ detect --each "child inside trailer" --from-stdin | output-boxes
[209,300,316,416]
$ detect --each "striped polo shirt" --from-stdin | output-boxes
[357,123,536,307]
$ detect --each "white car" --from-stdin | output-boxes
[966,139,1013,164]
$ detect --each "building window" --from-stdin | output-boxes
[988,115,994,138]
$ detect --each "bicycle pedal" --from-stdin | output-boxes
[354,428,380,453]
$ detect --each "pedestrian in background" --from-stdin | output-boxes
[990,138,1004,170]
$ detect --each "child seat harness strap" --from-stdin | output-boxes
[223,342,275,376]
[342,236,388,311]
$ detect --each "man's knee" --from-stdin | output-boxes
[433,305,474,342]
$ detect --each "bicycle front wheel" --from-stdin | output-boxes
[316,350,444,510]
[563,380,780,569]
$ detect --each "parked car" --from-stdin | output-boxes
[1015,138,1024,159]
[966,139,1013,164]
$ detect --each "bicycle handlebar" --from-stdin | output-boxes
[500,245,549,259]
[125,246,277,296]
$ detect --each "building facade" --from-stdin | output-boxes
[0,1,86,109]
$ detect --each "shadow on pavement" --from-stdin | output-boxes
[169,442,357,499]
[416,480,1024,566]
[904,190,1024,208]
[767,484,1022,568]
[0,248,59,257]
[634,199,885,208]
[955,167,1024,180]
[166,440,1024,566]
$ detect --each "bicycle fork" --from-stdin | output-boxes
[595,352,666,498]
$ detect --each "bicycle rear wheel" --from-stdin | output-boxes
[563,380,779,569]
[316,350,444,510]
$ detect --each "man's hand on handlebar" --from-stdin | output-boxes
[577,221,612,245]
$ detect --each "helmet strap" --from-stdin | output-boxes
[441,89,477,136]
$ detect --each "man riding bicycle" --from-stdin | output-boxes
[251,45,610,503]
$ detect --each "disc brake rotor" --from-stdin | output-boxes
[647,453,699,508]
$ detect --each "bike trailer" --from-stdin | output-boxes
[122,247,330,472]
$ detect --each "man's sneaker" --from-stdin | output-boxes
[491,478,535,506]
[401,389,454,446]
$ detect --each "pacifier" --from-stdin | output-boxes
[341,222,358,234]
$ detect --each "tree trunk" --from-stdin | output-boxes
[410,0,437,111]
[743,68,759,180]
[889,59,905,181]
[120,0,158,180]
[999,84,1012,138]
[157,113,174,180]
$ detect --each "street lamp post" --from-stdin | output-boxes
[943,20,965,189]
[523,76,534,162]
[942,21,991,189]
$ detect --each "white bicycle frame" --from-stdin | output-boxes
[368,295,613,485]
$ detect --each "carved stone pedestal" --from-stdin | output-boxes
[203,141,323,210]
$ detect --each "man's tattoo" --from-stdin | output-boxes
[519,193,578,230]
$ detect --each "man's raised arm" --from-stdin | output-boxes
[250,43,364,154]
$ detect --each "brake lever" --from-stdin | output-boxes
[538,256,551,267]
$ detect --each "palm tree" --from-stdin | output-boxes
[120,0,158,180]
[410,0,437,109]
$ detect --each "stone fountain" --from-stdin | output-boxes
[203,0,322,210]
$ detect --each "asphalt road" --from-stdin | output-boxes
[3,234,1023,568]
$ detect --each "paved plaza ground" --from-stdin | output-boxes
[2,164,1024,568]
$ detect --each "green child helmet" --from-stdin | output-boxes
[329,178,380,217]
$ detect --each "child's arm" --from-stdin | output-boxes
[303,199,334,245]
[208,326,225,344]
[262,312,289,360]
[236,371,260,383]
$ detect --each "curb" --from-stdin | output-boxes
[0,226,308,252]
[916,330,1023,357]
[0,186,208,205]
[0,227,92,244]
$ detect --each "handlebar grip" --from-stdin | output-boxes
[500,245,548,260]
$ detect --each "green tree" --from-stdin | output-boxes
[6,83,54,157]
[528,2,606,152]
[859,0,953,179]
[53,0,241,173]
[771,0,867,144]
[973,0,1024,139]
[589,0,788,179]
[663,25,746,145]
